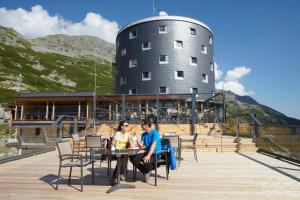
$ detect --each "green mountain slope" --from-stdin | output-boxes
[0,26,114,107]
[225,91,300,125]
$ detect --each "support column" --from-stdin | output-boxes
[146,100,149,115]
[78,101,81,120]
[20,104,24,120]
[15,106,18,120]
[45,102,49,120]
[109,101,112,121]
[115,101,119,121]
[86,103,89,119]
[51,103,55,120]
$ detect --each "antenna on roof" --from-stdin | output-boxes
[152,0,156,16]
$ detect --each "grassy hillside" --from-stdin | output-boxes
[0,27,114,109]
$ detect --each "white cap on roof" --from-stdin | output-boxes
[118,15,213,35]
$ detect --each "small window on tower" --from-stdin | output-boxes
[202,74,208,83]
[210,63,214,71]
[129,89,137,94]
[190,88,198,93]
[129,30,137,39]
[175,71,184,80]
[142,42,151,50]
[159,87,168,94]
[142,72,151,81]
[121,48,126,56]
[159,25,168,33]
[159,55,168,64]
[129,59,137,68]
[201,45,207,54]
[174,40,183,49]
[120,76,126,85]
[190,57,197,66]
[190,28,196,35]
[209,36,213,45]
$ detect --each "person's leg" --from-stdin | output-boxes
[130,153,148,174]
[120,155,128,175]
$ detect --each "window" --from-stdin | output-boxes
[121,48,126,56]
[190,88,198,93]
[190,28,196,35]
[209,36,213,45]
[190,57,197,66]
[159,87,168,94]
[142,42,151,50]
[174,40,183,49]
[120,76,126,85]
[129,30,137,39]
[202,74,208,83]
[129,89,137,94]
[159,55,168,64]
[175,71,184,80]
[159,25,168,33]
[201,45,207,54]
[210,62,214,71]
[142,72,151,81]
[129,59,137,68]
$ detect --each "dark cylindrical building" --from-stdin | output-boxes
[115,15,215,96]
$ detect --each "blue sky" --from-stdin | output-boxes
[1,0,300,119]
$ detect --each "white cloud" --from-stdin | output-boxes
[215,66,254,96]
[0,5,119,43]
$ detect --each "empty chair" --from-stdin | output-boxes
[71,133,85,154]
[56,141,95,192]
[163,134,182,167]
[180,133,198,162]
[85,135,102,165]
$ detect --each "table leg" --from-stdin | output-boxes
[106,155,135,193]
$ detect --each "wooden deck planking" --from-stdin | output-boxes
[0,150,300,200]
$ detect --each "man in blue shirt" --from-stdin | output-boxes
[130,119,162,183]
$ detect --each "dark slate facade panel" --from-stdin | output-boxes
[115,16,215,95]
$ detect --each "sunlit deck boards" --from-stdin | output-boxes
[0,151,300,200]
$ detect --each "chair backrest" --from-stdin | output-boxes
[85,135,102,148]
[163,135,180,148]
[161,138,171,148]
[163,132,177,136]
[57,141,72,159]
[71,133,80,144]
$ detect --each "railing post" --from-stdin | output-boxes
[191,92,196,135]
[156,94,160,131]
[236,116,240,139]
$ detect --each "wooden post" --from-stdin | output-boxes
[20,104,24,120]
[51,103,55,120]
[78,101,81,120]
[86,103,89,119]
[109,101,112,121]
[15,106,18,120]
[45,102,49,120]
[115,101,119,121]
[146,100,149,115]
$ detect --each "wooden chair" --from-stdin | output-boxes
[56,141,94,192]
